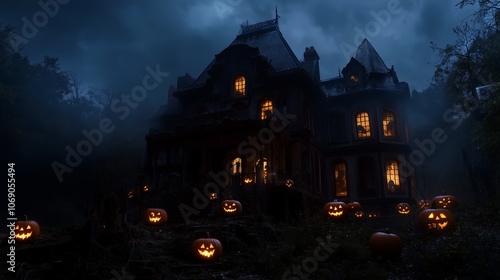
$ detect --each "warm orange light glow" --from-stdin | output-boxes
[334,162,347,196]
[383,111,396,137]
[356,112,371,138]
[233,75,246,97]
[261,100,274,119]
[231,158,242,175]
[386,160,400,191]
[350,75,358,82]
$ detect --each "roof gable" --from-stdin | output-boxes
[355,38,389,74]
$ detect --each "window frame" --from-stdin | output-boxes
[355,111,371,139]
[333,161,348,197]
[382,110,397,138]
[232,74,246,98]
[260,99,274,120]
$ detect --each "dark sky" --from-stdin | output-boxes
[1,0,477,97]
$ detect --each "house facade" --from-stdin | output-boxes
[145,15,415,217]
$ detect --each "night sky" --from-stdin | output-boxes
[1,0,477,98]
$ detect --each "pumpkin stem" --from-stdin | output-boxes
[385,228,390,233]
[207,231,210,238]
[24,214,28,221]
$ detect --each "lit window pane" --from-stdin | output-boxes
[356,112,371,138]
[234,76,246,97]
[383,111,396,137]
[232,158,242,175]
[334,162,347,196]
[261,100,273,119]
[386,160,400,192]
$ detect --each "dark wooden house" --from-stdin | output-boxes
[145,15,414,218]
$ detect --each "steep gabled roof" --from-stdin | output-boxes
[355,38,389,74]
[191,18,300,86]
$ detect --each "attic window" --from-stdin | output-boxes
[356,112,371,138]
[350,75,359,83]
[233,75,246,97]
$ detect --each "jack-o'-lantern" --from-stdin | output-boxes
[144,208,167,225]
[416,209,455,233]
[143,185,150,192]
[369,230,403,259]
[418,200,430,210]
[209,193,218,201]
[284,179,294,188]
[354,210,364,218]
[347,201,362,212]
[323,200,347,220]
[15,217,40,243]
[243,177,253,184]
[396,203,411,214]
[221,199,242,216]
[431,194,458,209]
[192,235,222,261]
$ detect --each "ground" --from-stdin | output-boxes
[2,199,500,280]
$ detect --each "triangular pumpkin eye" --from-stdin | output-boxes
[439,213,447,218]
[157,212,161,215]
[209,243,214,249]
[27,225,31,229]
[150,212,155,216]
[200,244,205,249]
[428,213,434,219]
[15,225,19,230]
[329,206,333,209]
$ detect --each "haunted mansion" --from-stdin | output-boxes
[145,14,414,219]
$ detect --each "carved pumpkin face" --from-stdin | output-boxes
[127,190,135,199]
[209,193,218,201]
[15,220,40,243]
[243,176,253,184]
[347,201,362,212]
[369,231,403,259]
[144,208,167,225]
[221,200,242,216]
[192,238,222,261]
[432,195,458,209]
[323,201,347,220]
[368,213,380,218]
[417,209,455,233]
[284,179,294,188]
[396,203,411,214]
[418,200,430,210]
[143,185,150,192]
[354,211,364,218]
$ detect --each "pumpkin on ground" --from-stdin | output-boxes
[192,236,223,261]
[144,208,168,225]
[15,217,40,243]
[431,194,458,209]
[396,202,411,214]
[347,201,362,212]
[284,179,294,188]
[416,208,455,233]
[323,200,347,220]
[369,230,403,259]
[221,199,242,216]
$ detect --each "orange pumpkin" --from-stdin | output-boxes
[192,237,223,261]
[347,201,362,212]
[15,218,40,243]
[396,203,411,214]
[144,208,168,225]
[416,208,455,233]
[221,199,242,216]
[369,230,403,259]
[431,195,458,209]
[323,200,347,220]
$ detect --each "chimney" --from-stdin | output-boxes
[303,46,320,82]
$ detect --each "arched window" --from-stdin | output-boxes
[231,157,242,175]
[385,159,400,192]
[382,111,396,137]
[260,100,273,119]
[233,75,246,97]
[334,162,348,197]
[356,112,371,138]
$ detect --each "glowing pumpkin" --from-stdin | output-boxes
[368,213,380,218]
[192,236,222,261]
[221,199,242,216]
[396,203,411,215]
[418,200,430,210]
[323,200,347,220]
[284,179,294,188]
[347,201,362,212]
[354,210,364,218]
[416,209,455,233]
[15,218,40,243]
[143,185,150,192]
[209,193,218,201]
[127,190,135,199]
[369,230,403,259]
[144,208,167,225]
[431,195,458,209]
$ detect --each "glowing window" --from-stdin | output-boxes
[260,100,273,119]
[383,111,396,137]
[356,112,371,138]
[231,158,242,175]
[233,75,246,97]
[350,75,359,83]
[386,159,400,192]
[334,162,347,197]
[255,158,268,183]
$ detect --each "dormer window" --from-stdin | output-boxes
[356,112,371,138]
[233,75,246,97]
[350,75,359,83]
[260,100,273,119]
